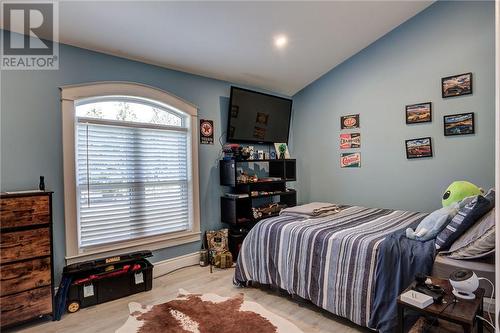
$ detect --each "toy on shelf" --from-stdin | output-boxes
[240,146,251,160]
[252,203,287,220]
[222,144,242,160]
[237,171,258,184]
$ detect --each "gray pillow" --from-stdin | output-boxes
[445,208,495,253]
[446,223,495,259]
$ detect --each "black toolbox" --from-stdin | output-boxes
[63,251,153,313]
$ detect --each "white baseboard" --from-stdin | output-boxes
[152,252,200,278]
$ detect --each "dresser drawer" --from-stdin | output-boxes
[0,196,50,229]
[0,228,50,263]
[0,286,52,328]
[1,258,51,296]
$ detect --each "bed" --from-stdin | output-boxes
[234,205,437,333]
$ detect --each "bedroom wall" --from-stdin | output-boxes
[0,38,282,281]
[290,1,495,213]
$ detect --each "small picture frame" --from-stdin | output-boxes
[340,152,361,168]
[340,133,361,149]
[443,112,475,136]
[405,137,433,159]
[441,72,472,98]
[274,143,290,159]
[340,114,360,129]
[405,102,432,124]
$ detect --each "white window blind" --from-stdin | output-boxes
[76,119,190,249]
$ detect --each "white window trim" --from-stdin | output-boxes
[61,81,201,264]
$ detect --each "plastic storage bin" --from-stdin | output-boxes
[62,251,153,313]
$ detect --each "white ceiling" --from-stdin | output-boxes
[5,1,433,95]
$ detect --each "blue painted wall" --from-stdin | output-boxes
[1,1,495,283]
[291,1,495,212]
[0,39,281,281]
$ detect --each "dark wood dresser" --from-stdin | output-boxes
[0,191,54,328]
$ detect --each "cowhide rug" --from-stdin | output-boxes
[116,289,303,333]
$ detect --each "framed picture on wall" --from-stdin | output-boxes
[340,152,361,168]
[405,137,433,159]
[340,114,360,129]
[441,72,472,98]
[443,112,475,136]
[340,133,361,149]
[405,102,432,124]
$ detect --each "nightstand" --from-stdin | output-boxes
[397,277,485,333]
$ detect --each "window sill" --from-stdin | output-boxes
[65,230,201,265]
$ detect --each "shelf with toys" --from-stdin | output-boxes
[219,159,296,187]
[219,143,297,226]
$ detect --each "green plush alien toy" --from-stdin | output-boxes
[442,181,482,207]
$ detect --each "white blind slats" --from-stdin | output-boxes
[81,216,189,235]
[81,217,189,234]
[79,185,186,196]
[76,118,190,249]
[77,174,187,184]
[78,201,188,215]
[82,225,189,247]
[78,203,189,221]
[79,192,188,208]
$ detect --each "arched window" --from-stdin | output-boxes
[61,83,200,263]
[75,96,184,126]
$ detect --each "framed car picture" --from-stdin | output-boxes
[441,72,472,98]
[405,102,432,124]
[405,137,433,159]
[443,112,475,136]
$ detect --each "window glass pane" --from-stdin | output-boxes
[76,99,183,127]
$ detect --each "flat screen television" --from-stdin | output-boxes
[226,87,292,143]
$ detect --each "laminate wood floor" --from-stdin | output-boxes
[9,266,366,333]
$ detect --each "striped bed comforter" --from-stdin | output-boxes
[234,206,427,328]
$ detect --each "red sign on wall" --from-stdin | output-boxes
[340,152,361,168]
[200,119,214,144]
[340,133,361,149]
[340,114,360,129]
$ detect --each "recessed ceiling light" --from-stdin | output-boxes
[274,35,288,49]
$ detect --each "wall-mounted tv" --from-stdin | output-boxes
[226,86,292,143]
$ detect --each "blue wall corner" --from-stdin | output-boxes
[290,1,495,212]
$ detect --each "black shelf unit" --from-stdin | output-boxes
[219,159,297,257]
[219,159,297,227]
